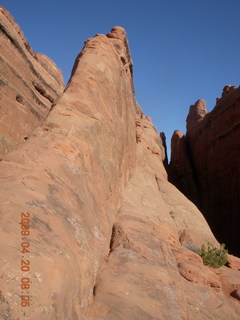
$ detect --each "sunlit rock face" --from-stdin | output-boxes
[0,6,240,320]
[0,6,64,155]
[0,19,137,319]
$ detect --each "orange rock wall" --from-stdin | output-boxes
[87,110,238,320]
[0,24,137,319]
[0,6,64,155]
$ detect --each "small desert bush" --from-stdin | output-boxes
[197,242,228,268]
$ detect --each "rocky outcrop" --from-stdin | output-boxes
[0,6,64,155]
[186,99,207,134]
[86,108,240,320]
[170,88,240,256]
[169,130,200,207]
[0,9,240,320]
[0,24,137,320]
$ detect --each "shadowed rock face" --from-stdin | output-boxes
[169,130,200,207]
[0,7,240,320]
[170,87,240,256]
[0,6,64,155]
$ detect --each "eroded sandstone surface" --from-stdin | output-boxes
[0,7,240,320]
[86,109,240,320]
[0,6,64,155]
[170,89,240,257]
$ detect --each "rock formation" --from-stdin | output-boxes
[169,130,200,207]
[0,7,240,320]
[170,89,240,257]
[86,108,240,320]
[0,6,64,155]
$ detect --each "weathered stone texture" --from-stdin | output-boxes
[0,6,64,155]
[0,8,240,320]
[87,106,240,320]
[0,24,136,320]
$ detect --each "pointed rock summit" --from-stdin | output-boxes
[186,99,207,134]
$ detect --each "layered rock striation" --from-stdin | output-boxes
[0,23,137,320]
[170,88,240,257]
[0,6,64,155]
[0,7,240,320]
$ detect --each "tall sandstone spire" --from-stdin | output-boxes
[0,7,240,320]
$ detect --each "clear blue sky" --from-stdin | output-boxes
[1,0,240,157]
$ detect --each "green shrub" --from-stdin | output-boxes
[197,242,228,268]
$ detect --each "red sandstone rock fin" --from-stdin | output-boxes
[1,7,240,320]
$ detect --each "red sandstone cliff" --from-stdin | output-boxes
[170,89,240,257]
[0,6,64,155]
[0,7,240,320]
